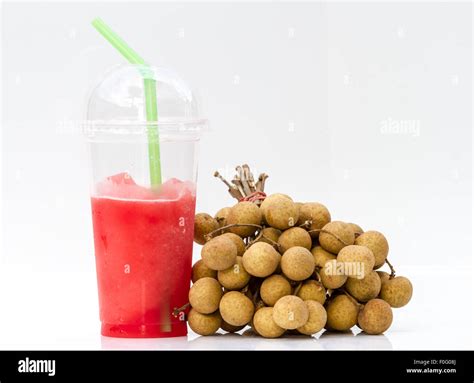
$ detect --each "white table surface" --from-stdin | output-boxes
[0,264,472,350]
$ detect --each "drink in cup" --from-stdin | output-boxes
[85,64,206,337]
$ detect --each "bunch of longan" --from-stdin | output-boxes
[187,169,412,338]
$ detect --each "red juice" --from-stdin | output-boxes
[91,174,196,338]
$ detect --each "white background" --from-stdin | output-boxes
[0,1,472,350]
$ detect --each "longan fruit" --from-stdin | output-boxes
[278,227,312,253]
[281,247,315,281]
[319,221,355,254]
[337,245,375,279]
[189,277,223,314]
[187,309,222,336]
[319,260,348,289]
[296,202,331,238]
[358,298,393,335]
[214,207,231,227]
[192,259,217,283]
[201,235,237,271]
[261,194,299,230]
[347,223,364,236]
[227,202,262,237]
[294,202,303,216]
[194,213,219,245]
[260,274,292,306]
[242,242,280,278]
[260,193,293,216]
[376,271,390,283]
[258,227,281,245]
[273,295,309,329]
[220,320,245,333]
[217,256,251,290]
[297,280,326,305]
[253,307,285,338]
[345,270,381,302]
[355,231,389,269]
[311,246,336,268]
[326,294,359,331]
[297,300,327,335]
[380,276,413,308]
[219,291,254,326]
[220,232,246,257]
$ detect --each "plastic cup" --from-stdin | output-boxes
[84,65,207,337]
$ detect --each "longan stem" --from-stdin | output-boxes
[204,223,263,241]
[172,302,190,317]
[260,234,281,250]
[214,170,244,200]
[256,173,268,192]
[215,165,267,201]
[299,219,313,229]
[307,229,351,246]
[314,270,322,283]
[246,229,264,248]
[293,282,303,296]
[339,289,362,308]
[386,258,396,278]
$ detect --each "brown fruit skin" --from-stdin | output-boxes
[345,271,381,302]
[376,271,390,283]
[188,309,222,336]
[355,231,389,269]
[319,260,348,289]
[189,277,223,314]
[242,242,280,278]
[297,202,331,238]
[311,246,336,268]
[253,307,285,338]
[260,193,293,217]
[217,256,251,290]
[278,227,312,253]
[337,245,375,279]
[220,320,245,333]
[380,276,413,308]
[219,291,255,326]
[192,259,217,283]
[347,223,364,236]
[319,221,355,254]
[294,202,303,217]
[227,202,262,237]
[260,274,292,306]
[201,236,237,271]
[297,300,327,335]
[326,294,359,331]
[281,246,315,281]
[273,295,309,330]
[261,194,299,230]
[358,299,393,335]
[297,280,326,305]
[220,232,246,257]
[194,213,219,245]
[258,227,281,245]
[214,207,231,228]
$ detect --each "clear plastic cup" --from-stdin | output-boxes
[84,65,207,338]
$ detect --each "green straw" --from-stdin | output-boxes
[92,17,162,186]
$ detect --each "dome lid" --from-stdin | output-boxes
[85,64,207,132]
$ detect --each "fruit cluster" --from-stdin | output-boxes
[187,166,413,338]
